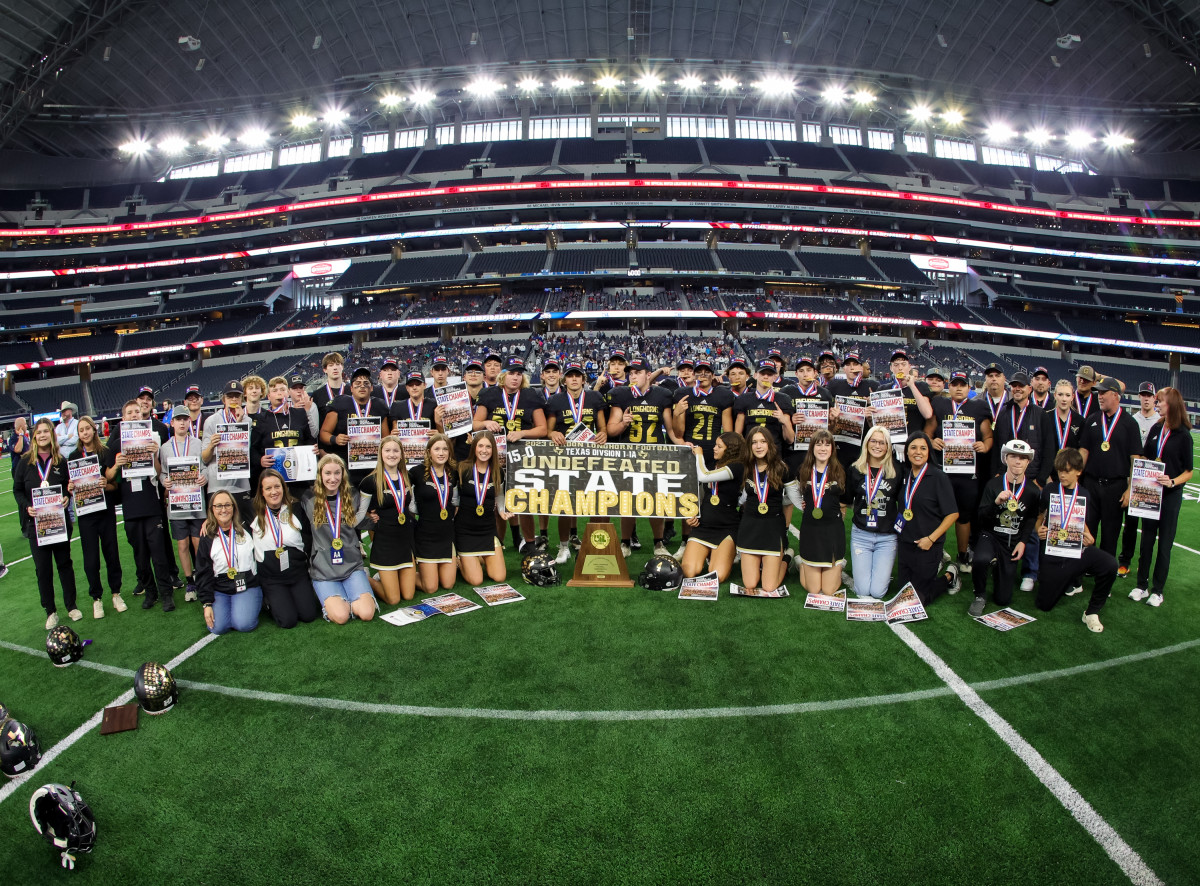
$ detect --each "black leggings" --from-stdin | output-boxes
[897,541,952,605]
[1135,491,1182,597]
[29,533,77,615]
[78,510,123,599]
[123,515,174,596]
[261,572,321,629]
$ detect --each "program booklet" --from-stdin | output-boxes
[803,588,847,612]
[434,382,474,438]
[425,593,483,615]
[974,607,1037,631]
[565,423,597,443]
[792,405,829,451]
[475,583,526,606]
[67,454,106,517]
[1045,489,1087,560]
[678,572,719,601]
[844,584,928,623]
[1128,458,1165,521]
[166,456,205,519]
[941,418,976,475]
[380,602,443,626]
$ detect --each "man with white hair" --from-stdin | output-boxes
[56,401,79,459]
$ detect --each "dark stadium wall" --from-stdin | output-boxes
[0,150,142,189]
[1097,150,1200,180]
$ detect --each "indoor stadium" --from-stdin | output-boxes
[0,1,1198,882]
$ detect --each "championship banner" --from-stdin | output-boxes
[504,440,700,518]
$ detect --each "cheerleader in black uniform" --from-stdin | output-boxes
[410,432,458,593]
[736,425,802,593]
[456,431,511,586]
[796,429,848,596]
[685,432,746,582]
[359,436,417,605]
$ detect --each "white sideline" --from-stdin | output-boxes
[0,633,218,807]
[1134,525,1200,558]
[891,623,1163,886]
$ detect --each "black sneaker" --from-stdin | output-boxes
[519,540,538,557]
[160,591,176,613]
[957,552,972,575]
[968,596,986,618]
[630,532,642,551]
[141,591,158,610]
[538,533,549,549]
[569,533,582,552]
[132,585,147,597]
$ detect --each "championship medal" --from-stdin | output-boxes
[1100,442,1110,452]
[903,508,914,521]
[753,464,771,516]
[1057,529,1069,542]
[1098,410,1120,455]
[476,505,485,516]
[810,465,830,523]
[473,463,490,522]
[431,466,451,522]
[812,508,824,519]
[218,526,239,582]
[757,502,769,514]
[901,464,928,526]
[1007,498,1019,512]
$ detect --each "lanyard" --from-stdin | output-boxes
[1076,392,1093,415]
[501,389,521,423]
[903,464,928,513]
[218,526,238,572]
[567,391,585,425]
[352,398,371,418]
[865,464,886,504]
[266,507,285,549]
[811,465,829,510]
[1058,485,1081,529]
[1004,474,1026,502]
[1099,410,1121,448]
[431,468,450,512]
[1156,428,1171,462]
[473,464,490,509]
[324,496,342,534]
[1010,403,1028,440]
[383,470,407,509]
[36,455,52,485]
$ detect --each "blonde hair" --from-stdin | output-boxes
[23,417,63,467]
[241,375,267,395]
[203,489,247,540]
[312,453,356,529]
[852,425,896,479]
[370,435,408,505]
[267,376,288,389]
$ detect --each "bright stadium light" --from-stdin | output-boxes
[908,104,934,123]
[754,74,795,96]
[821,85,847,104]
[1103,132,1134,150]
[158,135,189,154]
[676,73,704,91]
[636,73,662,92]
[290,112,316,129]
[553,75,582,91]
[467,77,502,96]
[516,76,541,92]
[985,122,1018,143]
[200,133,229,151]
[595,74,624,90]
[410,88,436,106]
[1026,127,1052,146]
[716,75,740,91]
[238,128,270,147]
[379,92,403,108]
[119,138,151,155]
[941,108,965,126]
[322,107,348,126]
[851,89,875,105]
[1065,129,1094,149]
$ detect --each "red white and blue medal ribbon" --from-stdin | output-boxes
[352,398,371,418]
[902,464,928,518]
[567,391,585,425]
[753,464,771,511]
[326,383,345,402]
[474,464,490,514]
[1155,428,1170,461]
[383,470,406,510]
[1010,403,1028,441]
[756,387,775,402]
[218,526,238,577]
[501,390,520,425]
[381,386,397,409]
[1004,474,1026,501]
[432,468,450,516]
[865,465,886,509]
[988,393,1006,423]
[266,507,285,550]
[1058,485,1081,533]
[1055,412,1071,449]
[1076,392,1093,415]
[799,382,818,397]
[951,399,965,417]
[810,465,829,514]
[407,399,422,421]
[1099,410,1120,449]
[36,455,52,487]
[324,497,342,536]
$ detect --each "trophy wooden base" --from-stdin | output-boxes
[568,520,634,587]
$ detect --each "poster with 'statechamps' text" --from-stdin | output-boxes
[166,456,205,519]
[792,406,829,452]
[68,454,106,517]
[941,418,976,475]
[831,396,866,446]
[1045,491,1087,560]
[1128,458,1165,521]
[215,422,251,481]
[120,419,157,478]
[393,420,431,467]
[678,572,719,601]
[346,416,382,470]
[33,485,68,547]
[434,382,474,439]
[869,389,907,443]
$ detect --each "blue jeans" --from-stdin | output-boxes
[209,585,263,635]
[1021,526,1039,579]
[313,570,375,608]
[850,526,897,599]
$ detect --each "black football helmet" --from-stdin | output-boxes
[521,553,559,587]
[29,782,96,870]
[638,555,684,591]
[0,702,9,725]
[134,662,178,715]
[46,625,84,667]
[1,719,41,778]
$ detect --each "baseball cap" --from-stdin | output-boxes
[505,357,526,373]
[170,406,191,421]
[767,348,784,361]
[756,359,777,374]
[694,358,714,372]
[431,355,450,369]
[184,385,201,397]
[818,349,837,364]
[795,355,815,369]
[564,361,585,375]
[483,353,504,365]
[677,358,695,370]
[984,362,1005,375]
[464,359,483,372]
[223,380,244,396]
[381,356,400,370]
[350,366,372,380]
[137,386,155,397]
[1032,366,1050,378]
[405,371,425,385]
[1095,377,1122,394]
[890,348,910,362]
[949,371,970,384]
[627,358,650,373]
[288,375,306,388]
[925,367,945,380]
[727,358,748,372]
[542,357,562,371]
[608,349,628,363]
[842,352,862,365]
[1138,381,1155,395]
[1009,371,1031,387]
[1076,366,1097,382]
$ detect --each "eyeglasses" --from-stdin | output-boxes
[212,503,235,510]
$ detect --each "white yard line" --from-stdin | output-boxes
[891,623,1163,886]
[2,520,125,568]
[0,633,218,807]
[1135,525,1200,557]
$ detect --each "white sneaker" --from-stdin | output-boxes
[620,542,631,558]
[93,599,105,619]
[554,543,570,565]
[671,544,687,560]
[111,593,128,613]
[653,542,670,558]
[836,558,847,570]
[1147,593,1163,608]
[941,550,951,566]
[45,612,59,630]
[1065,585,1084,597]
[1082,612,1104,633]
[1020,576,1036,592]
[1128,587,1149,602]
[67,608,83,622]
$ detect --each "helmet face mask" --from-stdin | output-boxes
[521,554,559,587]
[638,555,683,591]
[1,719,42,778]
[30,782,96,864]
[134,662,178,715]
[46,625,84,668]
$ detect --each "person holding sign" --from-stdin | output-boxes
[735,426,802,595]
[14,418,80,630]
[1130,387,1193,608]
[686,433,747,582]
[795,429,849,597]
[303,454,376,624]
[1034,447,1115,632]
[69,416,125,617]
[882,349,934,439]
[733,360,796,454]
[321,366,390,478]
[895,432,961,605]
[545,360,609,562]
[358,437,417,606]
[781,356,834,464]
[1117,382,1163,577]
[846,425,902,600]
[202,380,254,526]
[251,470,320,629]
[1038,380,1084,487]
[968,440,1041,618]
[160,407,208,603]
[1078,377,1140,557]
[411,433,460,594]
[456,431,511,587]
[475,357,547,556]
[828,352,877,466]
[394,371,439,429]
[931,370,993,572]
[194,490,263,634]
[251,376,316,495]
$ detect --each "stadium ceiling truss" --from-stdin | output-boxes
[1,0,1199,159]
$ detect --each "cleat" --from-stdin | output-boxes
[554,543,570,565]
[184,584,198,603]
[653,542,669,558]
[620,542,632,558]
[568,534,582,552]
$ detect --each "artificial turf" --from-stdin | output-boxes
[1,443,1198,884]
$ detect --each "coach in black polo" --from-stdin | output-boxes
[1078,377,1140,557]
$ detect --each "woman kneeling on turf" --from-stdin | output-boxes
[796,429,848,596]
[251,469,320,628]
[303,454,376,624]
[456,431,510,587]
[358,437,417,605]
[686,433,746,582]
[196,489,262,635]
[735,426,802,593]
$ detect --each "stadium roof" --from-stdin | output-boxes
[2,0,1200,159]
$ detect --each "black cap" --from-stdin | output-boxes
[483,353,504,365]
[505,357,526,373]
[542,357,561,371]
[184,385,201,397]
[350,366,372,380]
[381,356,399,370]
[564,361,585,375]
[767,348,783,361]
[695,359,714,372]
[819,349,837,364]
[1095,377,1122,394]
[432,355,449,369]
[1010,371,1031,387]
[288,374,306,388]
[608,349,628,363]
[137,385,154,397]
[464,359,483,372]
[795,355,815,369]
[756,359,777,374]
[677,358,695,370]
[984,362,1005,375]
[727,358,748,371]
[842,352,862,365]
[949,371,970,384]
[405,371,425,385]
[1032,366,1050,378]
[222,380,244,396]
[1138,381,1155,395]
[627,358,650,373]
[890,348,909,362]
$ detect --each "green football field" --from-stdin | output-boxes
[1,438,1198,885]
